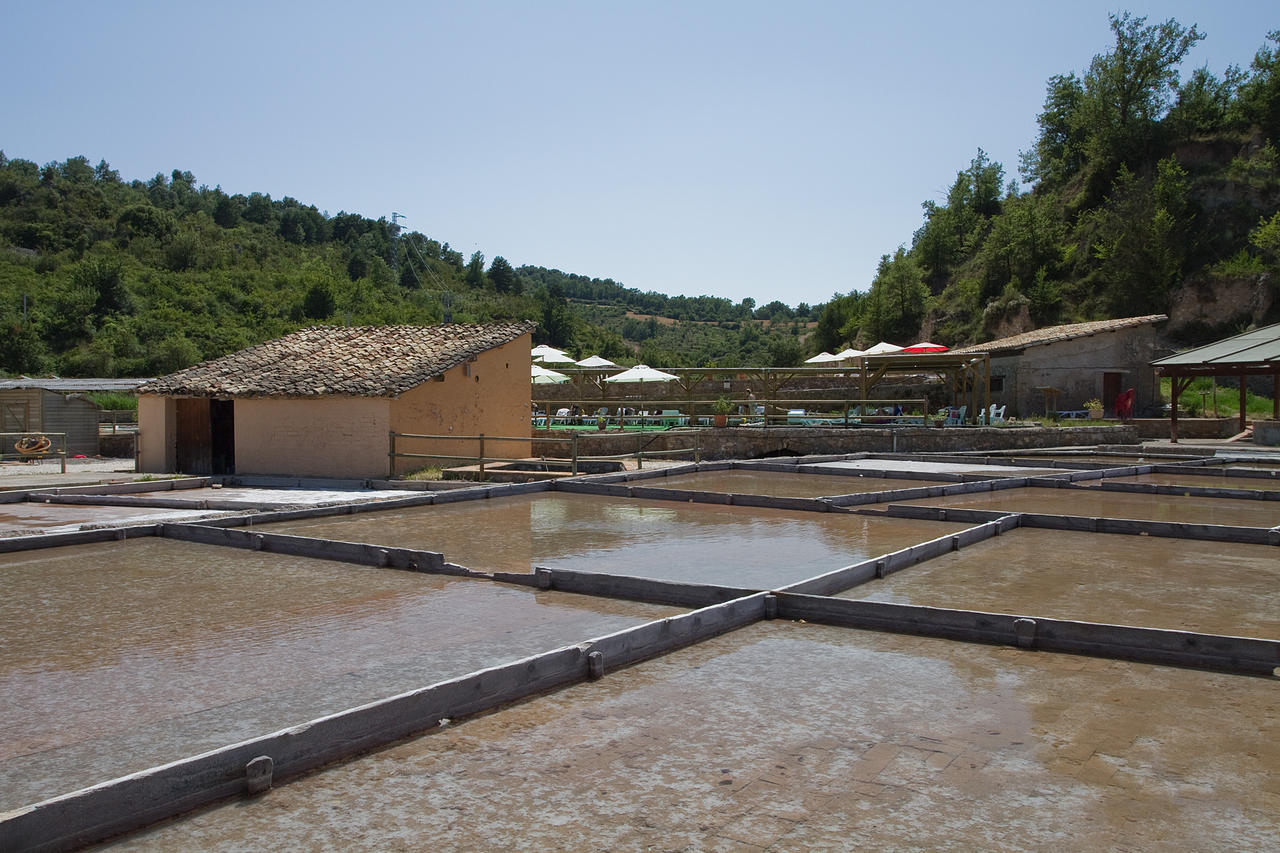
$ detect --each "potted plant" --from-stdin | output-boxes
[712,396,733,427]
[1084,398,1104,419]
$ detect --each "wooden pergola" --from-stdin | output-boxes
[854,352,991,420]
[550,352,991,422]
[1151,322,1280,443]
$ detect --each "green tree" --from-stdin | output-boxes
[71,257,130,317]
[536,282,575,348]
[1084,157,1192,315]
[464,251,486,289]
[302,282,336,319]
[488,256,518,294]
[1166,66,1243,142]
[865,248,928,343]
[1077,13,1204,179]
[1230,31,1280,138]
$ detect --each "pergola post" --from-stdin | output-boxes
[1239,375,1248,433]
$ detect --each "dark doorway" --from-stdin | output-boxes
[1102,372,1122,417]
[210,399,235,475]
[175,398,235,475]
[175,399,212,474]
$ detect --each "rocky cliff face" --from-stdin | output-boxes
[1166,272,1276,342]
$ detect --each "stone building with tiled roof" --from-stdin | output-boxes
[956,315,1167,419]
[137,323,535,478]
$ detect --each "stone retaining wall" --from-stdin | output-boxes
[1130,418,1237,439]
[532,425,1139,461]
[1256,419,1280,446]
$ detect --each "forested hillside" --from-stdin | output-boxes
[813,14,1280,354]
[3,13,1278,378]
[0,159,814,377]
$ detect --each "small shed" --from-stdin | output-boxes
[1151,321,1280,443]
[0,377,147,456]
[136,322,535,478]
[952,315,1167,418]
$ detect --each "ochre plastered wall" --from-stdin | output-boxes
[233,396,392,479]
[137,394,177,473]
[389,334,532,475]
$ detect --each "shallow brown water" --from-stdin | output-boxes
[895,486,1280,527]
[841,527,1280,637]
[0,537,681,810]
[110,621,1280,852]
[650,469,951,497]
[260,493,966,587]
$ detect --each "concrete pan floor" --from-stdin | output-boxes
[105,621,1280,852]
[893,486,1280,528]
[839,527,1280,639]
[646,469,953,497]
[0,502,229,535]
[811,459,1063,477]
[257,493,969,588]
[997,454,1185,467]
[1089,472,1280,491]
[111,484,422,507]
[0,537,683,811]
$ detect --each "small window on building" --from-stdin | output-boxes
[990,375,1005,392]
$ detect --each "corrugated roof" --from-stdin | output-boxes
[952,315,1167,355]
[1152,322,1280,367]
[0,378,152,392]
[138,322,536,398]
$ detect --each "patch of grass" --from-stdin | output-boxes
[1160,377,1275,418]
[84,392,137,411]
[403,466,444,481]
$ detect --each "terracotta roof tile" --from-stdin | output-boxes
[138,322,535,398]
[952,315,1166,355]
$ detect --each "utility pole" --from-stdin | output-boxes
[390,212,405,276]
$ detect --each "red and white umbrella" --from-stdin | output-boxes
[902,341,948,353]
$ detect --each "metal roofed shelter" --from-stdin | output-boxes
[0,377,150,457]
[1152,321,1280,443]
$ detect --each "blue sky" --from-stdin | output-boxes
[3,1,1274,307]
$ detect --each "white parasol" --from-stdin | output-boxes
[531,364,570,384]
[575,354,620,368]
[603,364,679,383]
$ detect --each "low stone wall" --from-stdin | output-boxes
[1130,418,1237,439]
[98,433,136,458]
[532,425,1139,461]
[1255,420,1280,446]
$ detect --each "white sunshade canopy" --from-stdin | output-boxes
[835,348,865,359]
[863,341,905,355]
[534,351,577,364]
[575,354,619,368]
[603,364,680,383]
[805,351,841,363]
[531,344,568,358]
[531,364,570,384]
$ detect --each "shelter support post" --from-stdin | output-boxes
[1169,375,1193,443]
[1274,375,1279,421]
[1239,376,1248,433]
